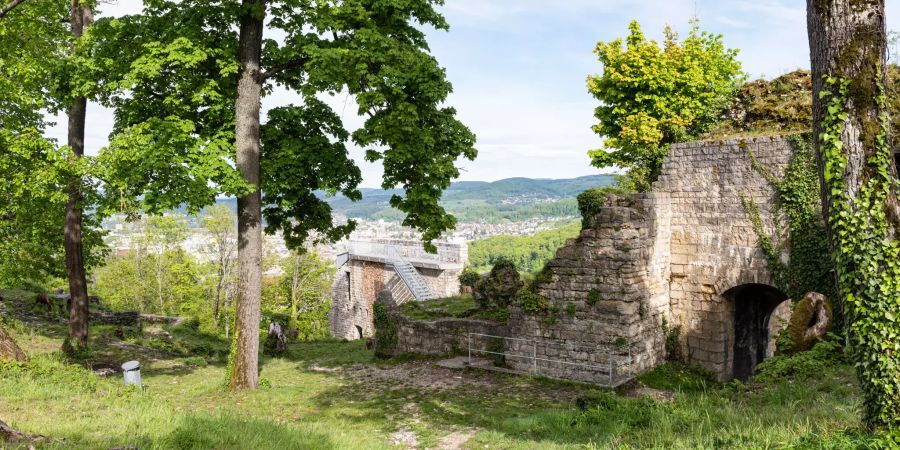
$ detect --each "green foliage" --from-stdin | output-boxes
[467,222,580,273]
[636,362,717,393]
[706,70,813,138]
[661,317,683,362]
[587,20,744,191]
[458,268,480,289]
[472,259,523,310]
[754,339,845,385]
[587,288,602,306]
[93,215,207,320]
[742,134,835,302]
[818,75,900,427]
[261,250,334,341]
[84,0,477,252]
[372,302,398,359]
[576,186,629,229]
[565,303,576,317]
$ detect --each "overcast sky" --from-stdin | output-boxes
[45,0,900,187]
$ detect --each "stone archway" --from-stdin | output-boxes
[722,283,789,380]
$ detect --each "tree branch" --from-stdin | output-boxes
[0,0,26,19]
[260,56,309,82]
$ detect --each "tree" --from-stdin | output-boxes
[85,0,476,390]
[0,1,105,295]
[807,0,900,428]
[201,204,237,328]
[94,215,205,317]
[587,20,744,191]
[282,250,333,340]
[62,0,94,354]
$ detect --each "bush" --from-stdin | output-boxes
[576,186,628,228]
[753,339,845,384]
[458,268,480,289]
[472,259,523,310]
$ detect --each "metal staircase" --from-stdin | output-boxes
[386,246,435,302]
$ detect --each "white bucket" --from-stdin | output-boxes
[122,360,142,389]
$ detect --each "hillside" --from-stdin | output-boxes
[209,174,615,224]
[468,222,581,273]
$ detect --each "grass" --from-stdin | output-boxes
[0,288,888,449]
[399,294,510,323]
[399,294,478,321]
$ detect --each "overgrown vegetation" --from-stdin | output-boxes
[576,186,629,229]
[399,294,508,323]
[740,134,835,302]
[818,75,900,427]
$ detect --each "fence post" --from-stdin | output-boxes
[467,333,471,366]
[609,349,613,386]
[532,341,537,375]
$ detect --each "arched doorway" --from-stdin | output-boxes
[722,283,789,380]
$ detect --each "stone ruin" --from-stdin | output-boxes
[369,135,803,384]
[505,135,799,382]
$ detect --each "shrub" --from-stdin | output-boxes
[587,288,602,306]
[458,268,481,289]
[472,259,523,310]
[753,339,845,384]
[576,186,628,228]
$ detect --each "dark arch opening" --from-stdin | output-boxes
[722,283,789,381]
[355,325,364,340]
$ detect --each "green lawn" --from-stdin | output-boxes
[0,289,884,449]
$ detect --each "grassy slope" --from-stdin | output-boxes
[0,289,874,449]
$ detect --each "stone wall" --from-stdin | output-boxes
[505,193,670,385]
[654,136,793,378]
[390,314,509,356]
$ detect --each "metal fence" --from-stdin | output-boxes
[466,333,634,387]
[346,240,463,264]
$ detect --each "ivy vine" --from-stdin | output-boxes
[740,134,836,303]
[819,75,900,427]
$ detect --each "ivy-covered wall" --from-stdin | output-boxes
[654,136,795,378]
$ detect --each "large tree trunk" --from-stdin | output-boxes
[229,0,265,391]
[63,0,92,354]
[0,327,25,361]
[807,0,900,427]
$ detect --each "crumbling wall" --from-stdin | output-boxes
[505,193,670,384]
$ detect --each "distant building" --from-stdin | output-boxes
[329,239,467,340]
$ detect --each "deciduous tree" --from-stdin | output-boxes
[84,0,476,390]
[587,20,743,191]
[807,0,900,428]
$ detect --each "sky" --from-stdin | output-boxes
[45,0,900,187]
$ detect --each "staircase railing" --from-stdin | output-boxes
[386,245,434,302]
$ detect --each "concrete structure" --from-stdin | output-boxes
[329,239,467,340]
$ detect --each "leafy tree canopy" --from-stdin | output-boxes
[0,0,106,287]
[587,20,744,191]
[81,0,476,251]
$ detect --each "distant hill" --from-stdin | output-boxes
[212,174,616,224]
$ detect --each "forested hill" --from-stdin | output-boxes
[212,174,615,224]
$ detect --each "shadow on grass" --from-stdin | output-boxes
[154,413,338,450]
